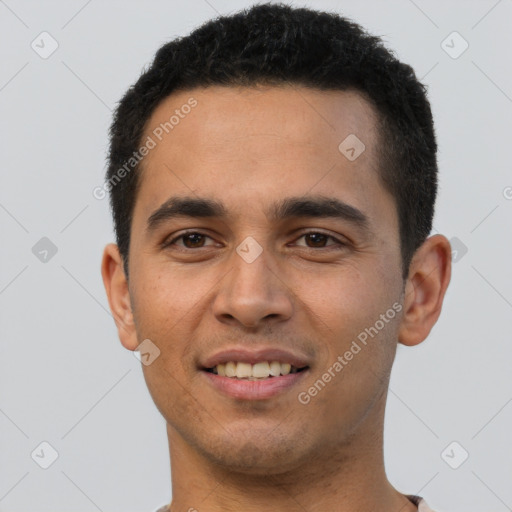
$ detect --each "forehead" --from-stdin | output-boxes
[134,85,394,232]
[143,85,379,165]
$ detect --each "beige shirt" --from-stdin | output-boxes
[155,494,437,511]
[407,494,437,511]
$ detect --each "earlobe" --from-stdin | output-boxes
[101,243,139,351]
[398,234,452,347]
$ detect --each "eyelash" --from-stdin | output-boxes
[163,230,347,251]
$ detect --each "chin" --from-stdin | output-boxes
[197,432,310,476]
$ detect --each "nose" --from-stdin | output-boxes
[212,244,294,329]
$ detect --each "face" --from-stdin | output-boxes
[109,85,409,474]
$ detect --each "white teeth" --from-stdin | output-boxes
[211,361,301,379]
[252,361,270,378]
[281,363,291,375]
[236,362,252,378]
[269,361,281,377]
[225,361,237,377]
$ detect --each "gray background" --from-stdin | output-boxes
[1,0,511,511]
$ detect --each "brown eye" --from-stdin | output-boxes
[295,232,344,249]
[181,233,206,248]
[304,233,329,247]
[165,232,216,249]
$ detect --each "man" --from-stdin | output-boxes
[101,3,451,511]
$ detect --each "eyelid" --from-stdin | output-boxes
[163,229,348,249]
[292,229,348,247]
[163,229,218,248]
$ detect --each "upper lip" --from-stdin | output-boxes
[200,347,311,369]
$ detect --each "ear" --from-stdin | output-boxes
[398,234,452,346]
[101,243,139,351]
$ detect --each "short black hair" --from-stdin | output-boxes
[106,2,437,280]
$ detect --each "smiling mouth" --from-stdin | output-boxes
[203,361,309,380]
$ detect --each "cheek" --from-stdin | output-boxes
[131,260,204,324]
[315,263,392,326]
[130,267,205,416]
[300,265,401,420]
[305,261,402,378]
[129,265,205,372]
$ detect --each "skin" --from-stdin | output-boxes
[102,85,451,512]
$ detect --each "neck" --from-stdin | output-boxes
[166,393,416,512]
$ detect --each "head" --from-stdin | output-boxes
[106,2,438,282]
[102,3,451,476]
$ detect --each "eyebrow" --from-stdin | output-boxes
[146,195,371,234]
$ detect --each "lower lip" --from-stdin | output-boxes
[201,369,309,400]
